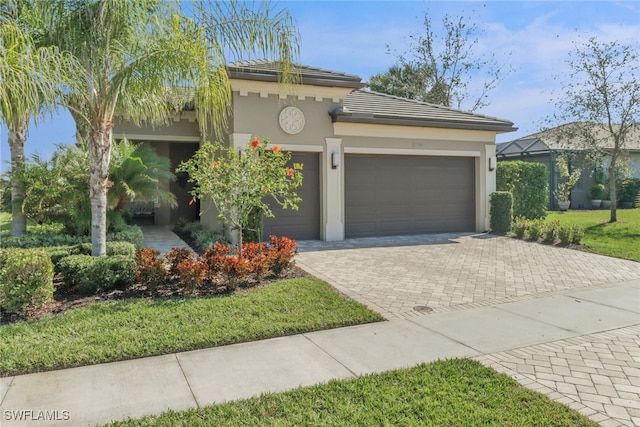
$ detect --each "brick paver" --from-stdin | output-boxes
[298,233,640,426]
[140,225,193,255]
[475,325,640,427]
[297,233,640,320]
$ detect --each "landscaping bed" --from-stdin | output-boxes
[0,275,383,376]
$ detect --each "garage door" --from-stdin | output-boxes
[345,154,475,238]
[263,152,320,240]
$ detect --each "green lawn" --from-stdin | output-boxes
[546,208,640,262]
[0,212,10,233]
[104,359,597,427]
[0,277,383,376]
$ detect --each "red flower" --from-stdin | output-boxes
[273,145,280,153]
[213,161,219,168]
[287,168,294,177]
[251,138,260,148]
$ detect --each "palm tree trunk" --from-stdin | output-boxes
[8,119,28,236]
[89,127,113,256]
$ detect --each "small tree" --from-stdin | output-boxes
[177,138,303,254]
[550,37,639,222]
[553,155,582,205]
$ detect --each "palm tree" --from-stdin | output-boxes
[0,3,76,236]
[41,0,299,255]
[108,140,177,214]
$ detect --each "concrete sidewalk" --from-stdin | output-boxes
[1,281,638,426]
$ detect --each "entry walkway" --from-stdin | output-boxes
[139,225,192,255]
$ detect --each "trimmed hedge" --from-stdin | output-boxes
[46,242,136,273]
[0,248,54,313]
[58,255,135,295]
[490,191,513,233]
[497,161,548,220]
[0,225,144,250]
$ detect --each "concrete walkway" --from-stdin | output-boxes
[1,229,638,426]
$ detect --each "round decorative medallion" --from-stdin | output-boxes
[279,106,305,135]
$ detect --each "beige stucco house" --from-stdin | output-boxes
[114,61,516,241]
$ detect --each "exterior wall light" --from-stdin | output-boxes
[489,156,497,171]
[331,152,340,169]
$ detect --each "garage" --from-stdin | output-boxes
[263,152,321,240]
[345,154,475,238]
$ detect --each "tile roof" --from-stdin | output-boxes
[497,123,640,156]
[332,89,517,133]
[228,60,364,89]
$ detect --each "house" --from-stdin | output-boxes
[497,124,640,209]
[114,61,516,241]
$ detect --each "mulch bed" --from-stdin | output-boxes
[1,266,308,326]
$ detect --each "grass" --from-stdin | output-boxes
[0,277,383,376]
[0,212,10,233]
[546,208,640,262]
[104,359,597,427]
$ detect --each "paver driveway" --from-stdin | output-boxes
[296,233,640,320]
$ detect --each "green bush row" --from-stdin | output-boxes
[57,255,136,295]
[46,242,137,272]
[511,217,584,245]
[0,225,144,249]
[0,248,55,313]
[172,218,229,252]
[497,161,548,220]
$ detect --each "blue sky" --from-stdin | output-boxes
[1,0,639,170]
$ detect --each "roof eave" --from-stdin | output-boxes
[331,113,518,133]
[227,71,365,89]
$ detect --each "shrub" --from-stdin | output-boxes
[268,235,298,277]
[489,191,513,233]
[526,219,544,241]
[497,161,548,219]
[45,245,78,271]
[58,255,135,295]
[107,225,144,249]
[558,224,573,245]
[165,247,194,277]
[542,220,560,244]
[0,248,54,313]
[76,241,136,258]
[242,242,270,282]
[0,224,144,249]
[175,258,205,294]
[0,232,83,249]
[511,217,529,239]
[135,249,166,290]
[172,220,229,252]
[571,225,585,245]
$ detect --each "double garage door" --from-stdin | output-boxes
[263,153,476,240]
[345,154,475,238]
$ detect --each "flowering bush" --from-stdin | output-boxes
[177,138,303,253]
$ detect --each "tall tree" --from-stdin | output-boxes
[0,2,75,236]
[42,0,299,255]
[370,12,510,111]
[549,37,639,223]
